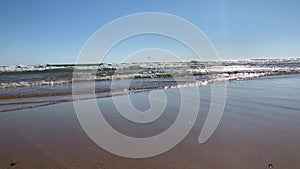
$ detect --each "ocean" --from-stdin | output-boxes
[1,58,300,112]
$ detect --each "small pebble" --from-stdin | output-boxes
[10,162,16,167]
[268,163,273,168]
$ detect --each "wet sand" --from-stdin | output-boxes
[1,74,300,169]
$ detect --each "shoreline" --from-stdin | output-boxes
[1,73,299,113]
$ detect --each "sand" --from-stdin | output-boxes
[1,74,300,169]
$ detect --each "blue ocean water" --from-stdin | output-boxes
[0,58,300,112]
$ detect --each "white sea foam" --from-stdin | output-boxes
[0,80,70,88]
[0,64,65,72]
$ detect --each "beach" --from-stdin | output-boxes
[1,74,300,169]
[1,0,300,168]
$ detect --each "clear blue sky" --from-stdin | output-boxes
[0,0,299,65]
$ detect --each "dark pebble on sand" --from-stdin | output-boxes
[268,163,273,168]
[9,162,16,167]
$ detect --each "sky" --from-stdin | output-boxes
[0,0,299,65]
